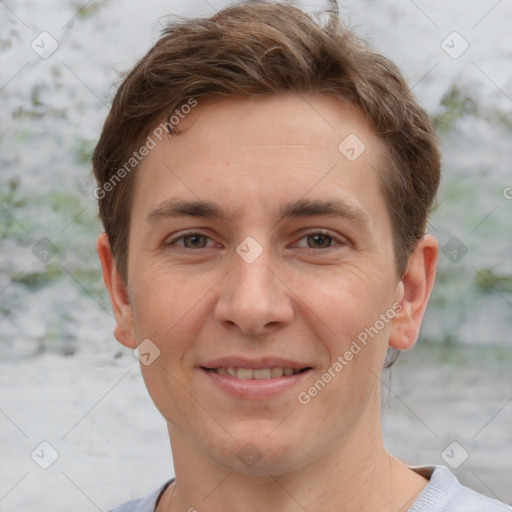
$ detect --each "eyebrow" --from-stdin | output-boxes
[146,198,370,228]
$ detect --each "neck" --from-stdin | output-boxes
[157,418,427,512]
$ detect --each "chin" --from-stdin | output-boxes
[208,427,304,476]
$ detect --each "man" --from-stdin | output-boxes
[93,2,511,511]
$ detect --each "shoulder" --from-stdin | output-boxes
[408,465,512,512]
[107,480,173,512]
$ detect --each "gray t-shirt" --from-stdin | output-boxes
[108,465,511,512]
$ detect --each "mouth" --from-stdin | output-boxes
[202,367,311,379]
[200,364,312,398]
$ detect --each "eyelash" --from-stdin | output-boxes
[165,229,347,252]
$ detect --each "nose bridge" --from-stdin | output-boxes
[214,238,293,334]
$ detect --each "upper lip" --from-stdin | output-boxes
[201,357,311,370]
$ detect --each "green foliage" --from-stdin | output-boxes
[73,137,96,166]
[433,85,478,135]
[73,0,107,20]
[48,189,98,230]
[31,85,44,107]
[417,339,512,365]
[474,268,512,295]
[14,265,63,290]
[0,179,28,239]
[50,190,82,215]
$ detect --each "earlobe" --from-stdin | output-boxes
[96,233,137,349]
[388,235,439,351]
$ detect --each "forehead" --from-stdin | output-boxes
[168,93,378,156]
[133,93,389,224]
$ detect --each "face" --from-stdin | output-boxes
[104,93,412,475]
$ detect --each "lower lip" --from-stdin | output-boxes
[201,368,311,399]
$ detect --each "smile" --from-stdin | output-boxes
[201,366,312,399]
[205,367,309,379]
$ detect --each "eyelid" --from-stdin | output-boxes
[291,228,348,249]
[165,229,217,248]
[165,228,348,250]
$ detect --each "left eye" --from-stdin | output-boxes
[172,233,212,249]
[295,231,341,250]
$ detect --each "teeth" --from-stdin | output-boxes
[212,367,302,379]
[253,368,271,380]
[236,368,253,380]
[271,367,284,378]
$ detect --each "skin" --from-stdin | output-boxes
[98,92,438,512]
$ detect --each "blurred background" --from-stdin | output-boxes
[0,0,511,510]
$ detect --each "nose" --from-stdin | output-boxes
[213,245,294,335]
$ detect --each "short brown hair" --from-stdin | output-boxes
[92,1,441,283]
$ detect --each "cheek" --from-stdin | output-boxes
[129,269,215,415]
[291,267,395,412]
[132,272,209,421]
[285,263,393,339]
[131,262,214,336]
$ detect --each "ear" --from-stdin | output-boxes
[388,234,438,350]
[96,232,137,349]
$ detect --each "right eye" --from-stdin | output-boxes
[165,231,215,250]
